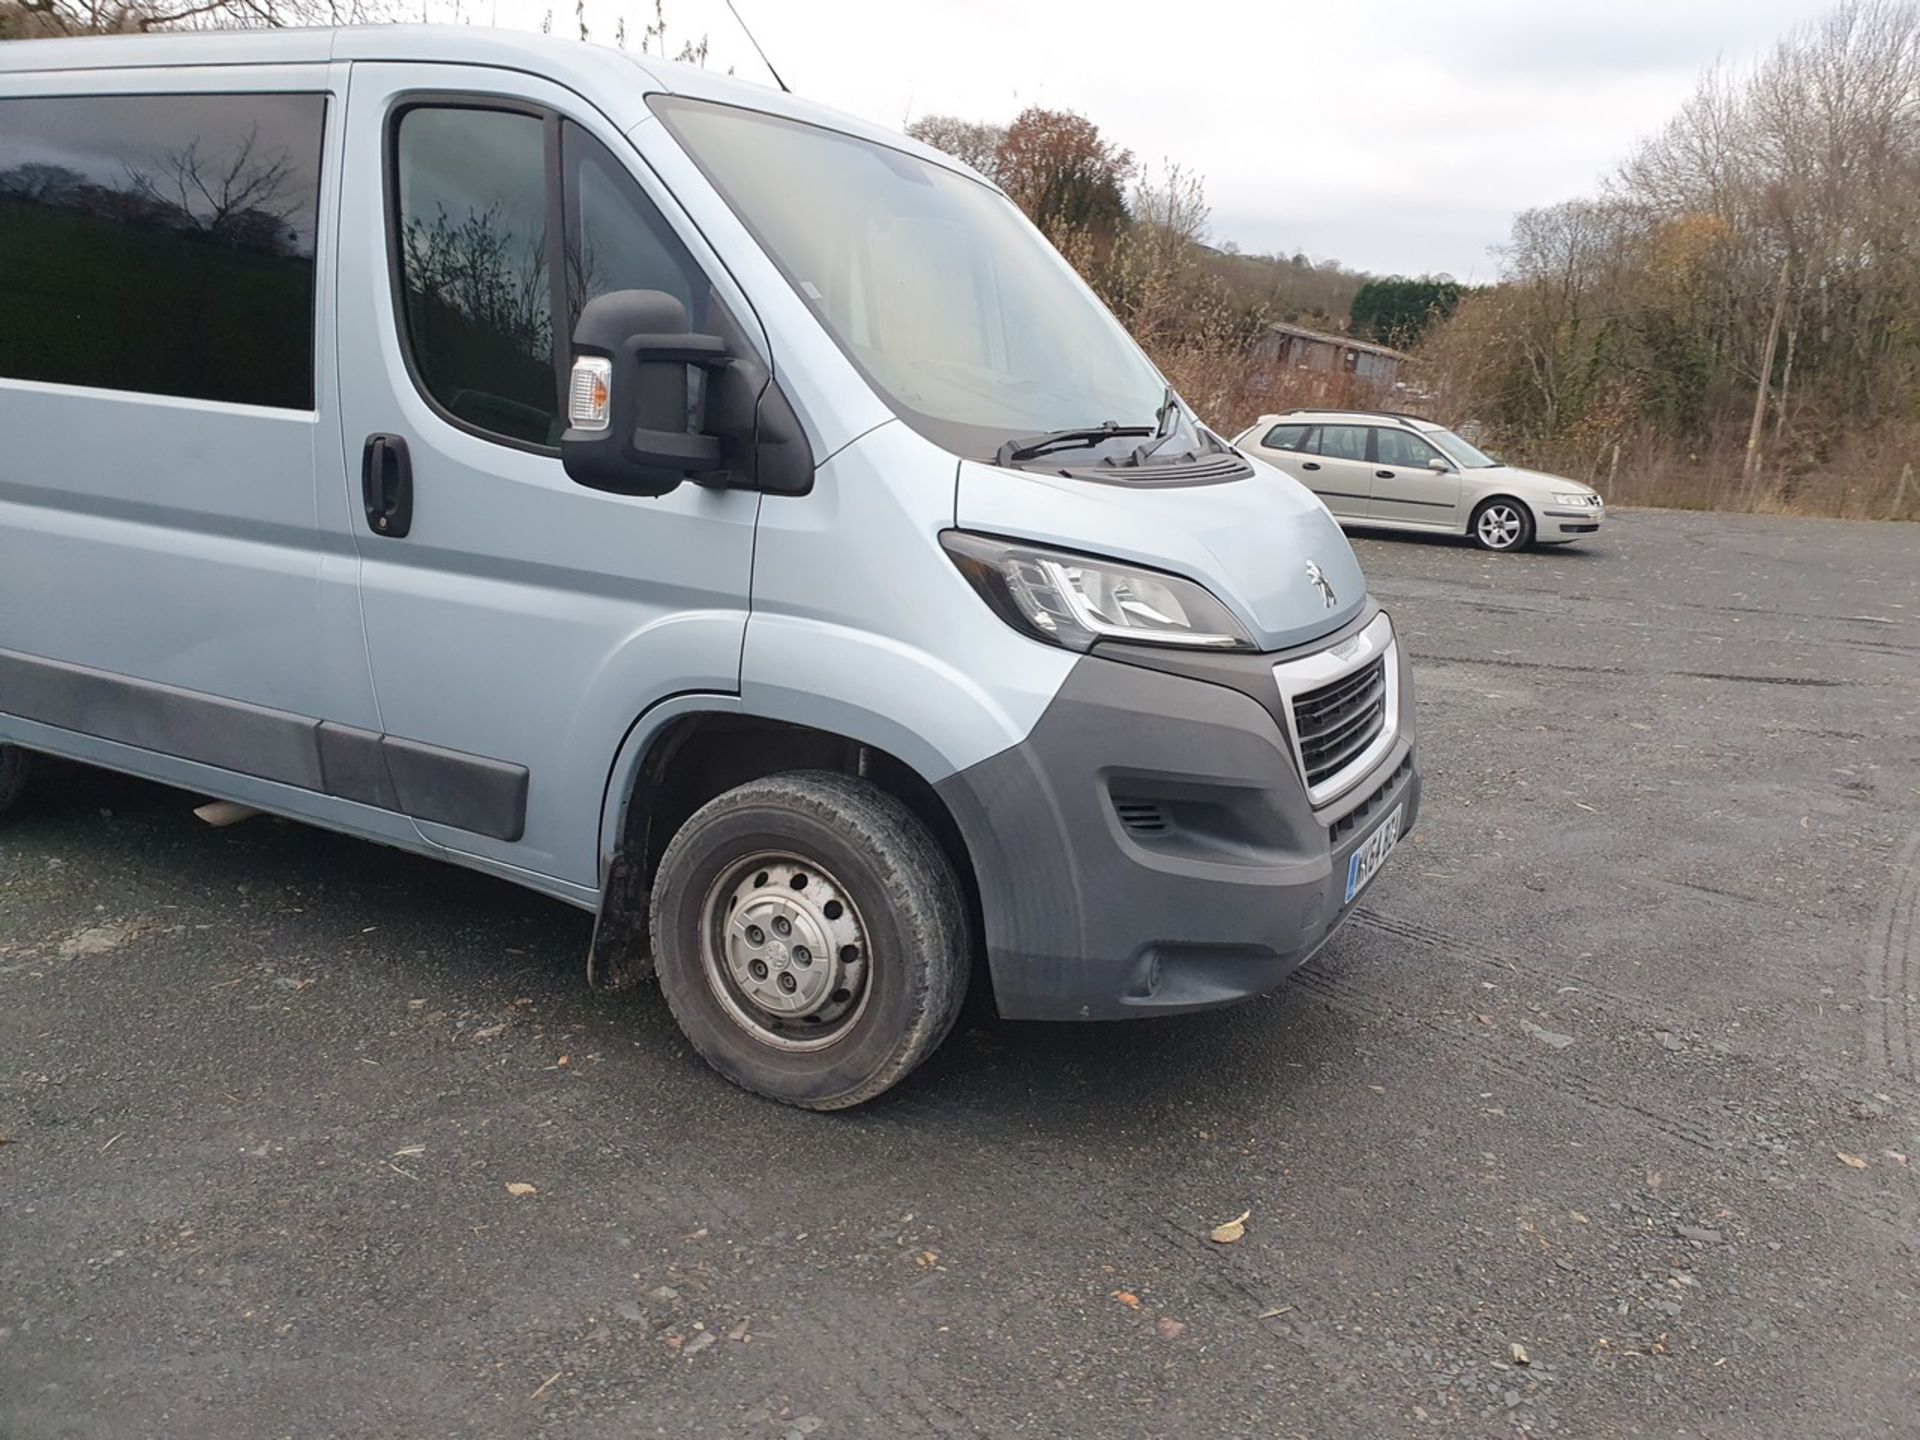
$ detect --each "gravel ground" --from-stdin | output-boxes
[2,508,1917,1439]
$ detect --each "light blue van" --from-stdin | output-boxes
[0,27,1420,1107]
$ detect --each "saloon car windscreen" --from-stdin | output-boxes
[1427,428,1499,469]
[652,96,1170,459]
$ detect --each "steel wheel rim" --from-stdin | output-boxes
[699,851,872,1052]
[1479,505,1524,548]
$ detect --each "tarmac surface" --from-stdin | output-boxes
[3,508,1918,1438]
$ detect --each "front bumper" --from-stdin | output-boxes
[1543,504,1604,538]
[935,607,1420,1021]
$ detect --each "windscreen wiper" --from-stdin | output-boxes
[996,421,1154,467]
[1122,387,1185,466]
[1153,384,1180,435]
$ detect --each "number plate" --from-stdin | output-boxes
[1343,804,1403,904]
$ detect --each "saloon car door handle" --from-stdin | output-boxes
[1301,461,1321,471]
[361,433,414,539]
[1375,469,1395,479]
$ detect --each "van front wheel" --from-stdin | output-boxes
[649,771,969,1109]
[0,746,30,819]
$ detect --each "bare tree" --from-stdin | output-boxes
[1417,0,1920,514]
[904,115,1007,181]
[636,0,705,62]
[1,0,389,36]
[994,106,1133,240]
[125,128,297,241]
[402,201,550,350]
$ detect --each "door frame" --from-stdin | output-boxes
[332,60,769,887]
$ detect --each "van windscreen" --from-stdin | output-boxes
[652,97,1170,461]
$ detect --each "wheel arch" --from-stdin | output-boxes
[587,701,983,992]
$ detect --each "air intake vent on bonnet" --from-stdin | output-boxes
[1057,453,1252,487]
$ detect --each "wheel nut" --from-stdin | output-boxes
[793,946,811,966]
[749,959,768,981]
[773,916,792,937]
[745,924,765,945]
[777,973,797,993]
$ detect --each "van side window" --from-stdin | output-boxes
[1375,427,1443,469]
[0,92,325,409]
[393,105,557,447]
[1260,423,1308,451]
[561,122,706,334]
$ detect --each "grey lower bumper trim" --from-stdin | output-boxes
[0,647,527,841]
[936,639,1419,1021]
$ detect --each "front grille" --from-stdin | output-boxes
[1328,753,1413,845]
[1292,656,1388,791]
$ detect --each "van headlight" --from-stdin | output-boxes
[941,531,1255,652]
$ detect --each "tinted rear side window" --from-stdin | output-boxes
[1260,423,1308,450]
[0,92,325,409]
[393,105,557,447]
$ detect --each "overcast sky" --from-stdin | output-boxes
[488,0,1841,279]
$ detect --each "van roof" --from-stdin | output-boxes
[0,25,985,185]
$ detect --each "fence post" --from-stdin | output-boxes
[1895,463,1912,522]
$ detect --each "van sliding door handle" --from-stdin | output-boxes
[361,433,414,539]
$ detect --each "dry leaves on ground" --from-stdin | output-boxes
[1210,1209,1251,1244]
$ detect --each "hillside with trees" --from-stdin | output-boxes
[7,0,1914,517]
[903,108,1407,429]
[1416,0,1919,518]
[905,1,1920,519]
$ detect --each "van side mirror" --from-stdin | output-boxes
[561,289,724,497]
[560,288,815,499]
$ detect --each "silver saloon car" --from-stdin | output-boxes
[1234,409,1605,551]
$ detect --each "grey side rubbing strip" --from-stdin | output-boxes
[382,736,529,842]
[315,721,402,811]
[0,647,327,789]
[0,648,527,841]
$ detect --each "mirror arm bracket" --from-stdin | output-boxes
[632,424,722,470]
[624,331,730,369]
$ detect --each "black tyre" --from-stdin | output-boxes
[649,770,970,1110]
[1471,496,1535,552]
[0,746,29,818]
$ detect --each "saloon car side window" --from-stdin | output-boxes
[1375,427,1445,469]
[1318,424,1371,463]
